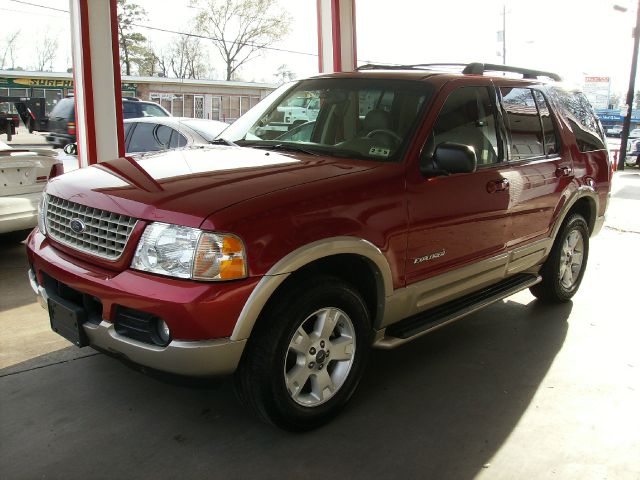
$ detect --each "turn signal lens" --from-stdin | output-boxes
[192,233,247,281]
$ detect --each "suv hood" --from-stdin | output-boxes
[46,146,378,227]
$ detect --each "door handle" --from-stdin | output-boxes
[486,178,509,193]
[555,166,572,177]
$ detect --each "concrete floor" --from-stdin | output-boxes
[1,172,639,479]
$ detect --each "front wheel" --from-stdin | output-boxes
[530,213,589,303]
[234,276,371,431]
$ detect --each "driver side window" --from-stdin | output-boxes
[424,86,501,170]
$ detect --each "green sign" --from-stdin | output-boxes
[0,76,137,92]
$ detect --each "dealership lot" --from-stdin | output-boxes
[1,171,638,479]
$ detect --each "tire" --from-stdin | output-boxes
[530,213,589,303]
[234,275,371,431]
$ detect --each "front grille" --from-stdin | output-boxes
[45,194,138,260]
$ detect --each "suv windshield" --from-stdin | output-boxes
[221,78,432,161]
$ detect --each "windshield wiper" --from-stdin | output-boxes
[210,138,238,147]
[250,143,321,157]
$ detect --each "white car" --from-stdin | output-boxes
[628,128,640,138]
[0,142,63,234]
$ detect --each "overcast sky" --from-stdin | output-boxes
[0,0,635,95]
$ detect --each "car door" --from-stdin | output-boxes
[405,84,514,297]
[497,86,569,246]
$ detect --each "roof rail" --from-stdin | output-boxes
[356,64,425,71]
[356,62,562,81]
[463,62,562,81]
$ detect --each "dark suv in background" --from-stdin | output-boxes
[45,97,170,148]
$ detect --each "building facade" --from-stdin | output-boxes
[0,71,275,123]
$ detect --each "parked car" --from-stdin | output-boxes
[124,117,229,154]
[27,62,611,430]
[0,142,63,234]
[606,125,622,137]
[0,102,20,141]
[45,97,171,148]
[625,138,640,166]
[628,128,640,138]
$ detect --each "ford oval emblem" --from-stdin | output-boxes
[69,218,86,234]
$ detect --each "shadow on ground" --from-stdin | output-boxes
[0,297,570,479]
[0,229,36,313]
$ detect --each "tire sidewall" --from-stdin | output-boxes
[548,215,590,300]
[258,279,371,430]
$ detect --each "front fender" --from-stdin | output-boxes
[230,236,394,341]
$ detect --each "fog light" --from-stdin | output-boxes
[157,319,171,345]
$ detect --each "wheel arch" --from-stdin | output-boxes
[552,186,599,240]
[230,237,393,341]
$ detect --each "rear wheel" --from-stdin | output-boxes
[234,275,371,431]
[530,213,589,303]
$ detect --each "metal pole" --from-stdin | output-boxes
[502,4,506,65]
[618,0,640,171]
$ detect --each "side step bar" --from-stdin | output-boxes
[374,273,541,349]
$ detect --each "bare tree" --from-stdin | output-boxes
[193,0,291,81]
[35,32,59,71]
[0,30,21,70]
[275,64,295,84]
[168,34,208,79]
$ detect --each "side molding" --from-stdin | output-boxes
[230,236,394,341]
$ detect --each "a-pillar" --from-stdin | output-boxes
[68,0,124,167]
[317,0,357,73]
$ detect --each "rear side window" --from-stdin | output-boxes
[122,102,138,119]
[128,123,167,152]
[549,88,606,152]
[500,88,544,160]
[533,91,559,155]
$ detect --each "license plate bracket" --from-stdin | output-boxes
[48,295,89,347]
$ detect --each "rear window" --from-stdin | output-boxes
[549,88,606,152]
[49,98,75,119]
[140,103,169,117]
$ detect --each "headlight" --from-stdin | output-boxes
[37,193,48,235]
[131,222,247,281]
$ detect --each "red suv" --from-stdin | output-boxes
[27,63,611,430]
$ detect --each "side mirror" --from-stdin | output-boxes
[425,142,477,177]
[63,143,78,155]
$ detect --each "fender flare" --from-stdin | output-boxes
[230,236,394,341]
[550,185,599,241]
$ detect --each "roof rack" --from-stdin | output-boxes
[356,62,562,81]
[462,63,562,81]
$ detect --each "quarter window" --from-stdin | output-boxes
[500,88,544,160]
[549,88,606,152]
[169,130,187,148]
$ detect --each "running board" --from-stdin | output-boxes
[374,273,541,349]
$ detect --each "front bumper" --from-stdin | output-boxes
[27,230,259,376]
[30,271,245,376]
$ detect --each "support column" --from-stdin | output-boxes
[69,0,124,167]
[317,0,357,73]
